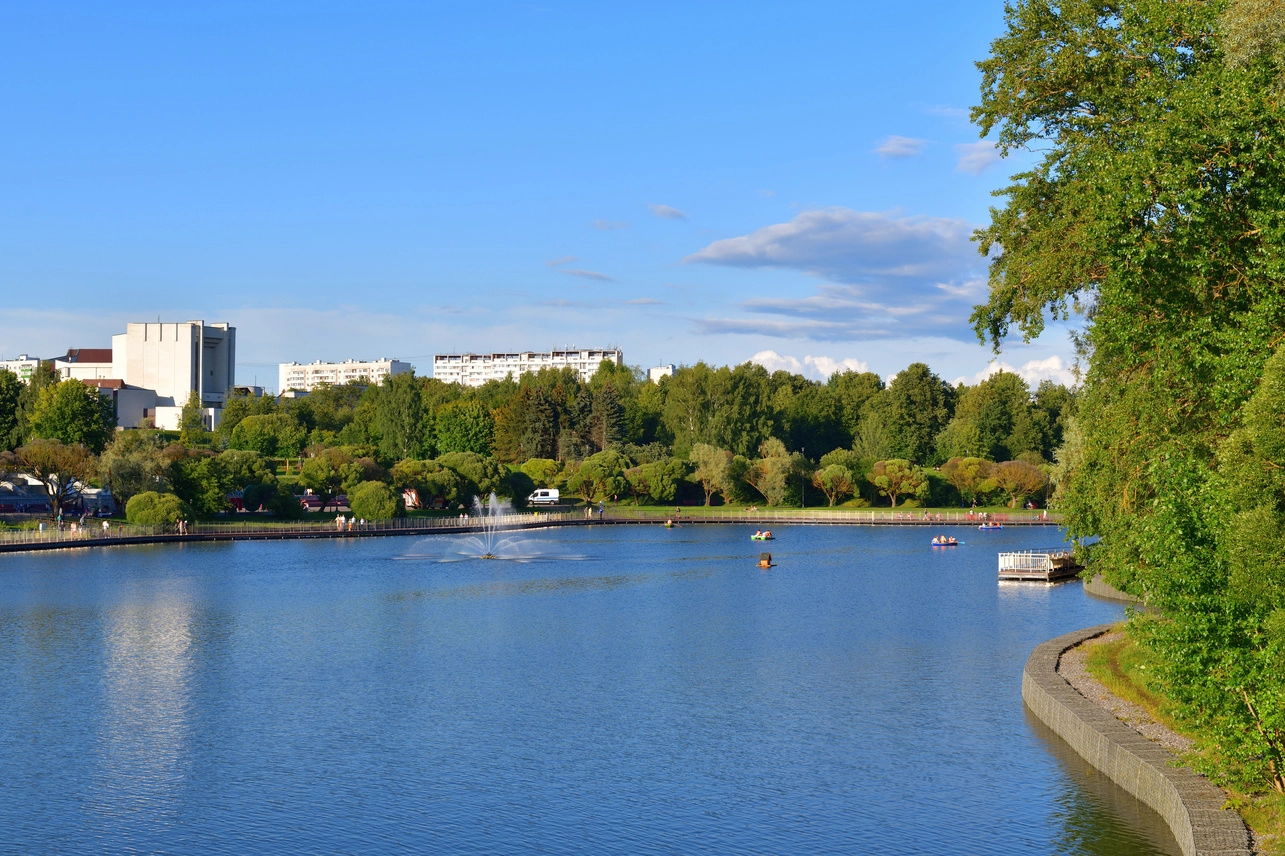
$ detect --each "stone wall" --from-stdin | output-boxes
[1022,625,1251,856]
[1083,573,1144,604]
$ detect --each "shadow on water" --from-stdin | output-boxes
[1024,707,1182,856]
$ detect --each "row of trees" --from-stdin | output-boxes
[0,354,1069,522]
[205,359,1074,470]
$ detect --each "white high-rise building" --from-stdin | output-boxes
[0,355,40,383]
[648,364,675,383]
[433,349,623,387]
[111,321,236,429]
[278,358,412,393]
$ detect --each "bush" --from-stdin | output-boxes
[125,491,188,524]
[347,480,401,520]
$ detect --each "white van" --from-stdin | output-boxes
[527,488,560,505]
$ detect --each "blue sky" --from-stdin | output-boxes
[0,1,1078,391]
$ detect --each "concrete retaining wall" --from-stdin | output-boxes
[1083,573,1145,604]
[1022,626,1251,856]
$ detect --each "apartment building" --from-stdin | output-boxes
[432,349,623,387]
[0,355,39,383]
[278,358,412,393]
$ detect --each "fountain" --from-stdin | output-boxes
[398,493,579,562]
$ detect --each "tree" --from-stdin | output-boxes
[565,449,630,503]
[886,364,953,464]
[99,429,170,505]
[634,458,685,504]
[435,400,494,456]
[940,457,995,505]
[217,448,276,491]
[970,0,1285,791]
[689,443,732,505]
[170,454,231,518]
[493,386,559,462]
[125,491,188,524]
[28,379,115,453]
[828,370,884,443]
[437,451,507,503]
[743,439,798,507]
[588,383,624,451]
[374,372,425,461]
[178,391,207,448]
[391,458,464,506]
[811,464,854,506]
[867,459,926,508]
[299,447,353,512]
[215,390,277,447]
[230,413,306,458]
[1,440,96,519]
[347,480,401,519]
[0,369,22,451]
[14,361,58,447]
[992,460,1047,508]
[519,458,560,487]
[936,372,1045,462]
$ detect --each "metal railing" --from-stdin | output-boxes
[0,506,1061,551]
[0,511,583,547]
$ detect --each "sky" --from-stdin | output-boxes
[0,1,1080,392]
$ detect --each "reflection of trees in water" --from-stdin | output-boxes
[1024,707,1181,856]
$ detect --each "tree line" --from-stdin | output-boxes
[1,354,1075,523]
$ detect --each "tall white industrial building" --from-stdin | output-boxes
[278,358,412,393]
[433,349,623,387]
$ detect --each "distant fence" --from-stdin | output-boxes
[0,507,1062,554]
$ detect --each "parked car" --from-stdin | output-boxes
[527,488,560,505]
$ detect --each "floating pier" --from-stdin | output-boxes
[998,549,1082,582]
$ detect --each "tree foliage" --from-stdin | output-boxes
[29,380,114,453]
[971,0,1285,792]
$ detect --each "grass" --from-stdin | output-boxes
[1083,627,1285,854]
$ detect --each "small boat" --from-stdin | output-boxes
[751,533,775,541]
[978,524,1003,531]
[931,539,960,547]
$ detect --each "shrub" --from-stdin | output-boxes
[125,491,188,524]
[347,480,401,520]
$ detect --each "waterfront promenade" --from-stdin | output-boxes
[0,509,1060,554]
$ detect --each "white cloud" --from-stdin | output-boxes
[748,349,870,380]
[925,105,970,122]
[953,355,1078,388]
[686,208,975,283]
[546,255,577,267]
[875,135,927,158]
[955,141,1001,175]
[562,268,614,282]
[648,203,688,220]
[686,208,985,341]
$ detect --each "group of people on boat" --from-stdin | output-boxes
[752,530,774,541]
[931,534,959,546]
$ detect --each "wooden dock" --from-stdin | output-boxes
[998,548,1083,582]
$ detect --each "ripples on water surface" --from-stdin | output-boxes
[0,525,1179,855]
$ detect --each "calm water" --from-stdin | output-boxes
[0,524,1179,855]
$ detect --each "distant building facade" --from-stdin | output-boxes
[278,358,412,393]
[55,348,115,381]
[648,364,675,383]
[110,321,236,430]
[0,355,39,383]
[433,349,623,387]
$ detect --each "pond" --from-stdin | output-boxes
[0,524,1179,855]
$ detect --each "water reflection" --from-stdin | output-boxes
[92,587,196,821]
[1024,708,1181,856]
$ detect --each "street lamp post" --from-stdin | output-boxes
[801,446,806,510]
